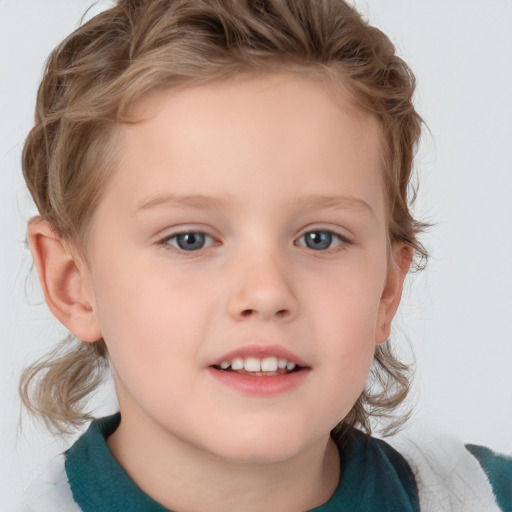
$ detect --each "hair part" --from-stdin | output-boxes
[21,0,426,436]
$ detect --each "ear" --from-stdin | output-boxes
[27,217,102,342]
[375,244,413,344]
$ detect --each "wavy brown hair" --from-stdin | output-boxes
[21,0,426,435]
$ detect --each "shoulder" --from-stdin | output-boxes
[327,429,420,511]
[386,428,511,512]
[466,444,512,512]
[20,453,81,512]
[19,416,120,512]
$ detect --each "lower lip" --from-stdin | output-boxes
[206,367,309,396]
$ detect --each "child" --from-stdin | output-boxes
[15,0,511,510]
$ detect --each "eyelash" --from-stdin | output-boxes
[159,231,217,252]
[158,229,351,254]
[295,230,350,251]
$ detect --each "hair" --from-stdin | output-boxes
[21,0,426,436]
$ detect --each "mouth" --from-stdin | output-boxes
[212,356,302,376]
[207,345,309,395]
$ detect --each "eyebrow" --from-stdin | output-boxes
[136,193,374,217]
[294,194,375,217]
[136,194,230,212]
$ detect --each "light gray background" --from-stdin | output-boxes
[1,0,511,509]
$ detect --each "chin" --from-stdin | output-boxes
[217,446,303,465]
[203,426,319,465]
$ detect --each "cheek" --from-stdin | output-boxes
[309,256,386,336]
[311,299,377,423]
[305,258,386,386]
[89,255,216,374]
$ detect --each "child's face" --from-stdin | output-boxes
[79,74,407,463]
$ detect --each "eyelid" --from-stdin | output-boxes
[294,227,352,250]
[295,224,352,240]
[155,225,352,253]
[155,222,219,242]
[157,228,219,253]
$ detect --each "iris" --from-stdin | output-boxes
[304,231,333,250]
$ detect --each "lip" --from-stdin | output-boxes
[206,366,310,396]
[207,344,310,397]
[209,344,309,368]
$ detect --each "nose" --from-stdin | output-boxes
[226,250,299,323]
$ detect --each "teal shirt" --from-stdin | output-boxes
[65,414,512,511]
[466,444,512,512]
[65,414,419,511]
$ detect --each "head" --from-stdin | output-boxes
[21,0,426,443]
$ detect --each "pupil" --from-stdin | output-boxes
[306,231,332,250]
[177,233,205,250]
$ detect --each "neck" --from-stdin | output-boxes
[107,411,341,512]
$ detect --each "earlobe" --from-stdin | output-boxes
[375,244,413,344]
[27,217,102,342]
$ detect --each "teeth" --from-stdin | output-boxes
[231,357,244,370]
[244,357,261,372]
[261,357,278,372]
[277,358,288,369]
[217,356,299,373]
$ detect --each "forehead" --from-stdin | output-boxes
[108,74,385,217]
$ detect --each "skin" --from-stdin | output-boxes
[29,74,411,511]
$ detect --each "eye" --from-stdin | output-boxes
[162,231,215,251]
[296,230,345,251]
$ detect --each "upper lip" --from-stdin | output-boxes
[209,344,309,368]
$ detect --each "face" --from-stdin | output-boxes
[80,74,404,463]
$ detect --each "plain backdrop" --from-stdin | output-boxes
[1,0,511,509]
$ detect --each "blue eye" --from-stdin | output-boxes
[164,232,214,251]
[297,230,344,251]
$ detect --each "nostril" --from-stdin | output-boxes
[239,308,290,319]
[276,309,290,318]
